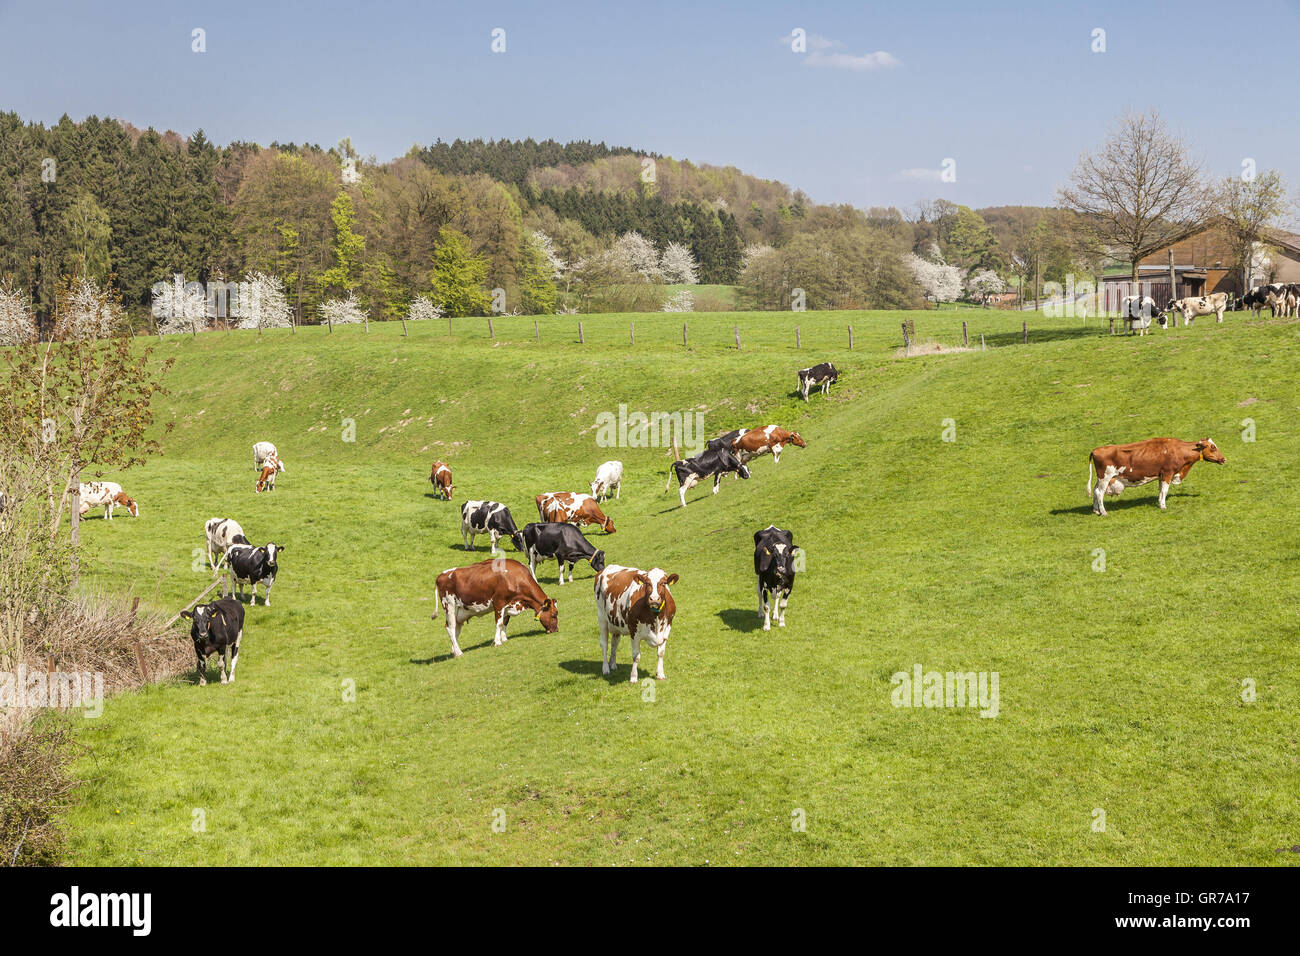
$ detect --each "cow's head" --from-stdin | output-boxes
[601,515,616,534]
[828,366,839,382]
[640,570,679,615]
[180,604,216,644]
[788,432,807,448]
[264,542,283,572]
[758,539,799,578]
[115,493,139,517]
[589,549,607,573]
[510,529,529,552]
[1196,439,1226,464]
[737,463,751,480]
[256,465,276,492]
[536,598,559,633]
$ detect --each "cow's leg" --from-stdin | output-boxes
[493,605,512,646]
[712,473,722,495]
[528,550,538,578]
[489,530,500,556]
[228,632,241,682]
[654,630,669,680]
[196,649,207,687]
[1157,472,1173,510]
[628,635,641,684]
[759,579,770,630]
[1092,473,1109,516]
[614,480,620,500]
[445,605,464,658]
[464,529,475,551]
[605,629,621,675]
[772,445,782,464]
[778,589,790,627]
[262,577,273,608]
[600,620,611,674]
[219,642,230,685]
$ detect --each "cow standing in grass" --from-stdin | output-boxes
[1165,292,1228,326]
[435,558,559,657]
[181,596,245,686]
[666,447,750,507]
[798,363,838,401]
[595,565,678,682]
[732,426,806,465]
[753,525,799,630]
[1088,437,1226,515]
[430,461,454,500]
[590,460,623,501]
[1119,295,1158,335]
[518,522,606,584]
[460,500,523,555]
[219,542,283,606]
[205,517,250,572]
[78,482,139,520]
[536,492,615,533]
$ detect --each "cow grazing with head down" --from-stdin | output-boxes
[594,565,678,682]
[1088,437,1226,515]
[798,362,838,401]
[518,522,606,584]
[1119,295,1158,335]
[180,596,245,686]
[666,446,750,507]
[253,442,283,471]
[435,558,559,657]
[204,517,250,572]
[429,460,454,499]
[218,542,283,606]
[753,525,799,631]
[460,500,523,555]
[78,482,138,520]
[536,492,615,533]
[590,460,623,501]
[1165,292,1228,326]
[732,425,806,465]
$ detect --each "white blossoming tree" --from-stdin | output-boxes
[661,289,695,313]
[907,253,964,303]
[0,280,36,346]
[659,242,699,284]
[152,274,209,336]
[408,295,443,321]
[235,272,293,332]
[967,269,1006,301]
[56,277,121,341]
[319,292,368,330]
[613,231,663,282]
[531,230,565,280]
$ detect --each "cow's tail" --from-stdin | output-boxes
[1086,453,1095,497]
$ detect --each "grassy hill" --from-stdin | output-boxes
[63,308,1300,865]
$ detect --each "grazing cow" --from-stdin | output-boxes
[1165,292,1228,326]
[732,425,807,465]
[595,565,678,682]
[180,596,245,686]
[666,447,750,508]
[705,429,748,454]
[518,522,607,584]
[255,461,281,493]
[204,517,250,572]
[218,542,283,606]
[753,525,799,631]
[78,482,138,520]
[460,500,523,555]
[1242,285,1279,317]
[797,362,838,401]
[1087,437,1226,515]
[434,558,559,657]
[429,460,454,500]
[590,460,623,501]
[1119,295,1158,335]
[535,492,615,533]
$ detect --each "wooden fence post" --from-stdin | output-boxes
[734,325,741,349]
[848,325,853,349]
[981,333,986,350]
[1109,317,1115,335]
[1022,320,1028,345]
[683,323,688,347]
[488,317,495,339]
[901,322,910,354]
[630,321,635,346]
[534,319,539,343]
[962,321,968,348]
[795,326,801,348]
[447,315,452,336]
[400,316,408,337]
[578,321,584,344]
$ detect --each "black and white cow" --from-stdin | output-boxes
[180,596,245,686]
[797,362,838,401]
[219,542,283,607]
[460,500,523,555]
[705,429,747,454]
[754,525,799,631]
[1119,295,1158,335]
[518,522,607,584]
[204,517,250,572]
[666,446,751,508]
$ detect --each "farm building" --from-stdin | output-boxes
[1101,223,1300,312]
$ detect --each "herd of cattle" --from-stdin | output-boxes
[71,346,1230,685]
[1119,282,1300,335]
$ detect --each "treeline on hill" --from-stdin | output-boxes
[0,113,1095,333]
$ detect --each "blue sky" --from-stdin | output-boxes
[2,0,1298,210]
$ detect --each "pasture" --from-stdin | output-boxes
[64,308,1300,865]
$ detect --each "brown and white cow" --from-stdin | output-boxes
[255,461,281,493]
[535,492,615,533]
[1165,292,1228,326]
[595,565,678,682]
[732,425,807,465]
[1088,437,1226,515]
[434,558,559,658]
[78,482,139,520]
[429,460,454,500]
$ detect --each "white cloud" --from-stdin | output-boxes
[781,33,901,71]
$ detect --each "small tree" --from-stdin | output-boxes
[0,279,36,347]
[907,253,963,303]
[613,231,663,281]
[430,227,491,316]
[1218,170,1290,290]
[519,233,558,315]
[408,295,443,321]
[235,272,293,332]
[319,292,368,328]
[152,274,208,336]
[967,269,1006,303]
[660,242,699,284]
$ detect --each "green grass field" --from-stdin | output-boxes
[62,307,1300,865]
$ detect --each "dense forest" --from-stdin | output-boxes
[0,113,1090,332]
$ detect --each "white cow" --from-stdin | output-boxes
[1119,295,1158,336]
[253,442,286,473]
[1166,292,1228,326]
[594,565,678,683]
[78,482,138,520]
[204,517,249,572]
[590,460,623,501]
